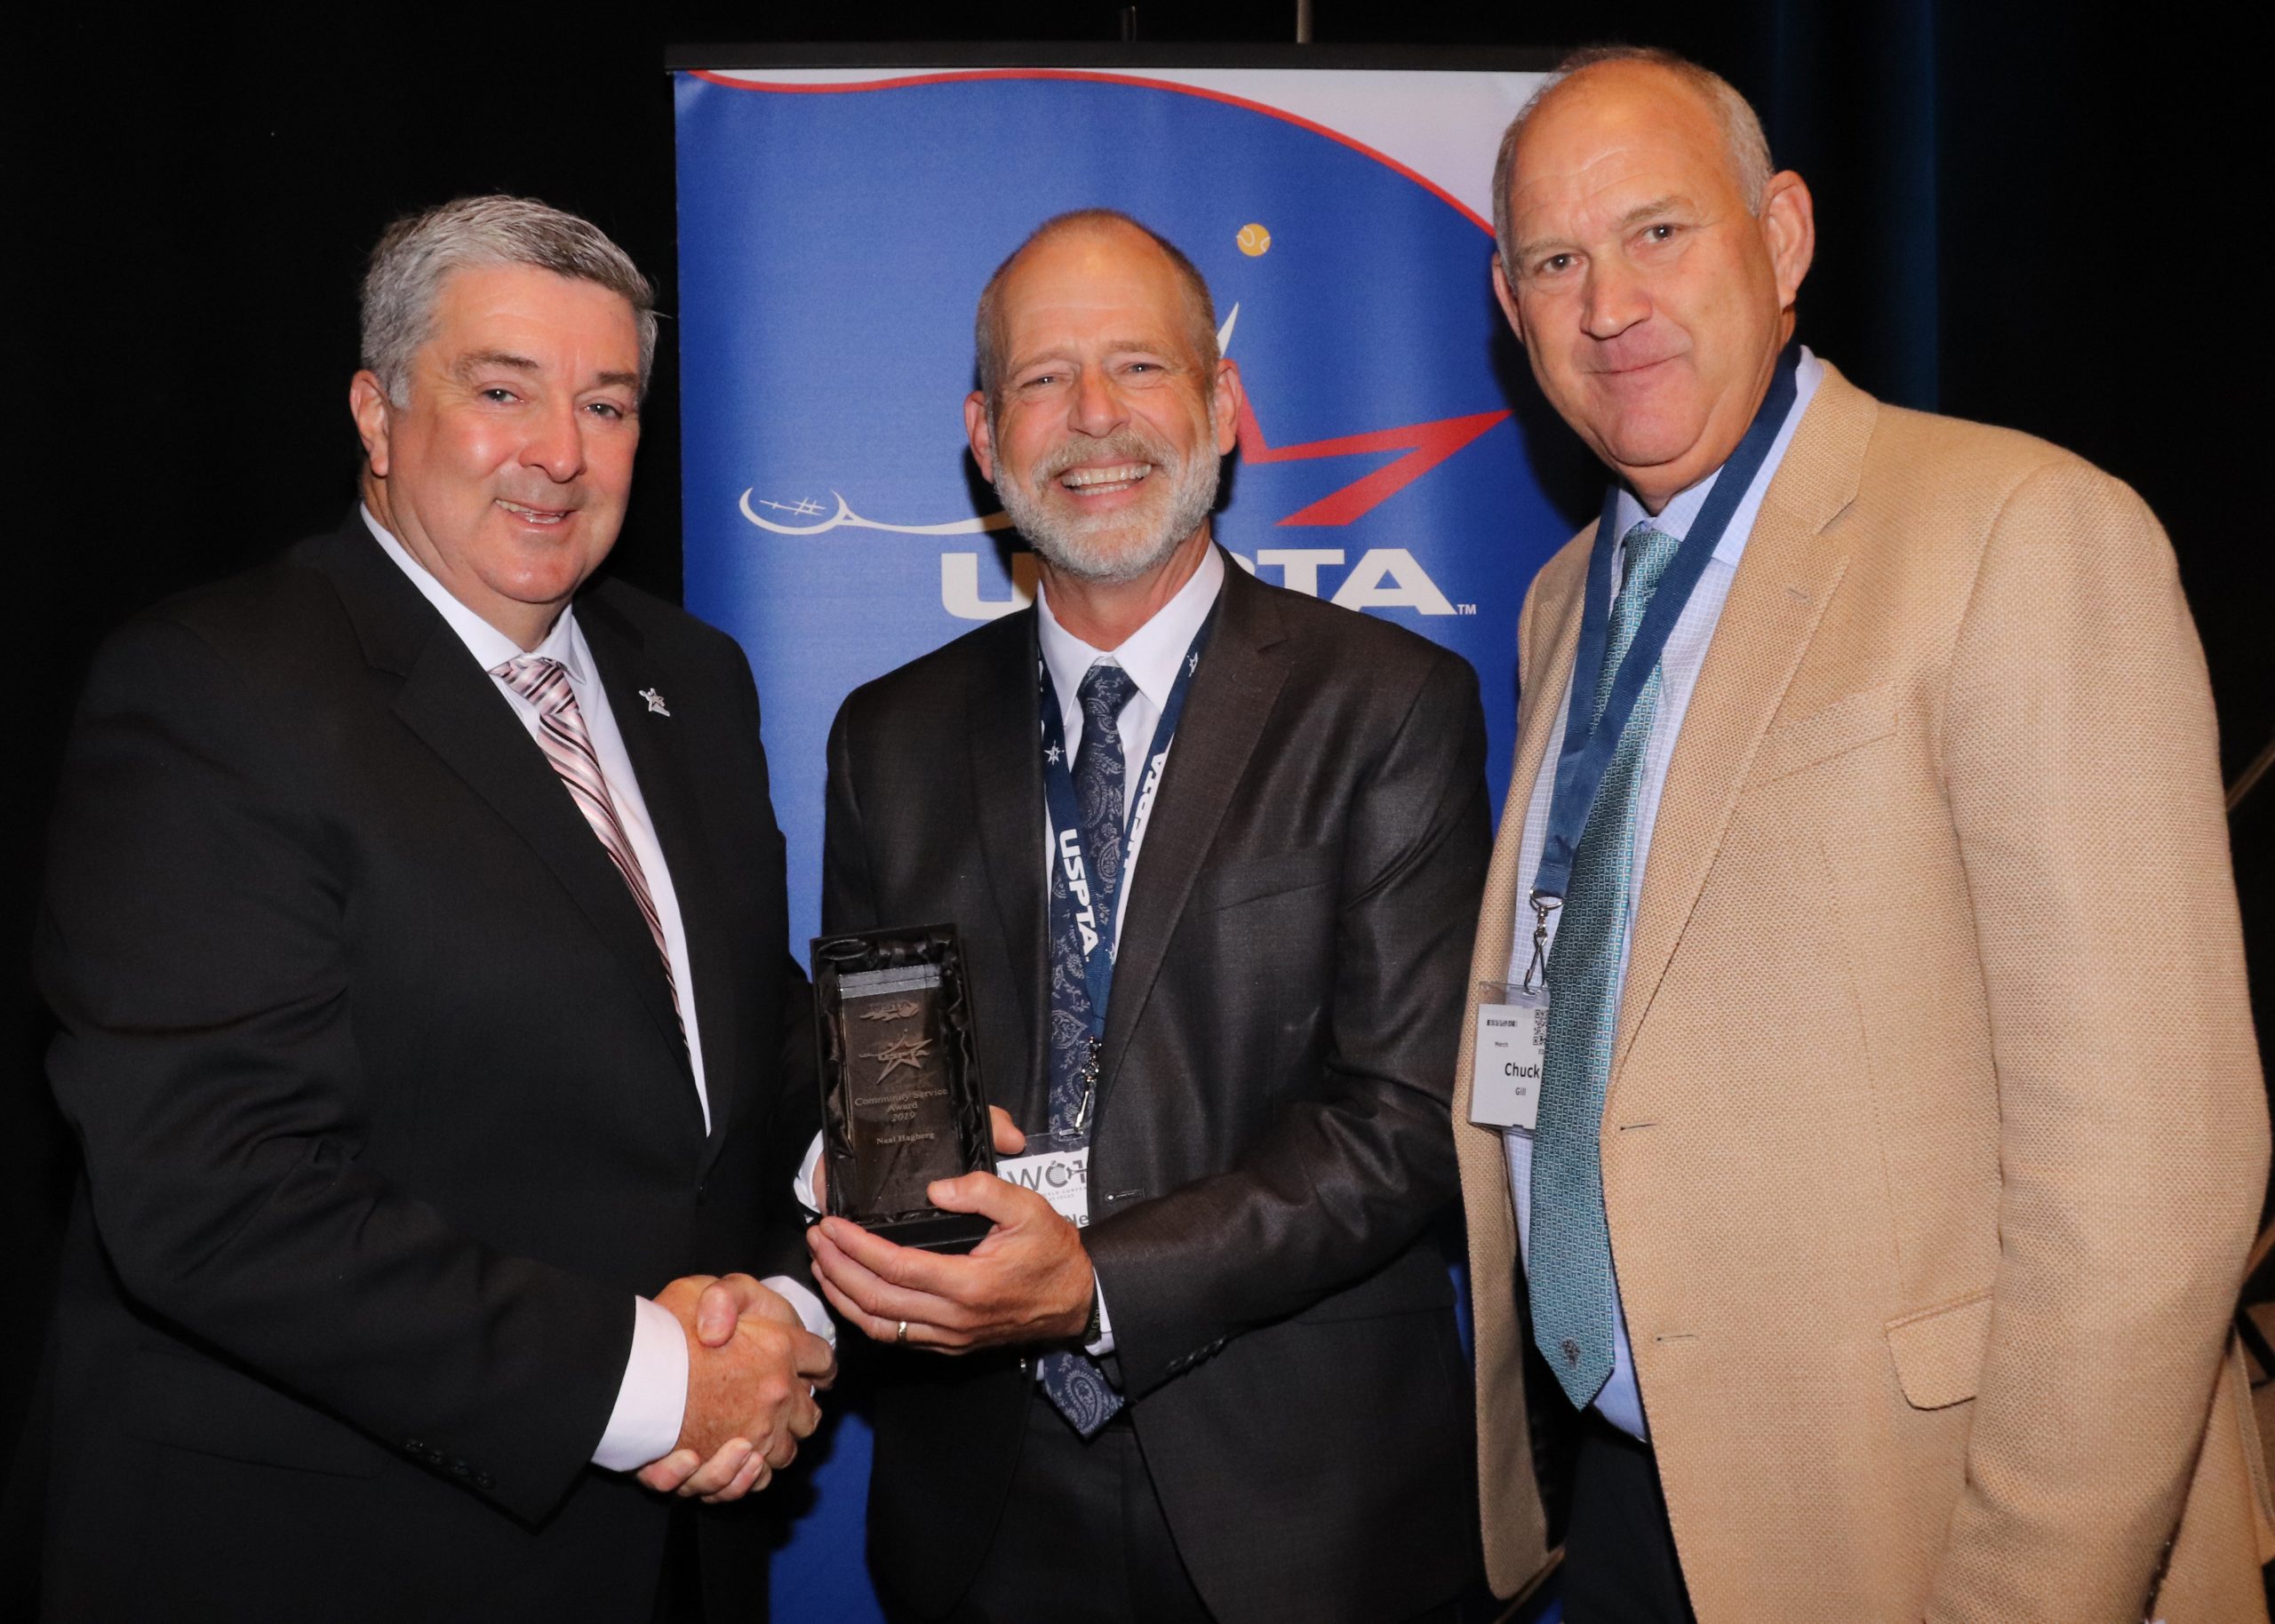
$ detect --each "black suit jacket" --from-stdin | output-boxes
[825,555,1489,1623]
[36,513,816,1621]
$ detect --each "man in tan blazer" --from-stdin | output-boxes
[1455,45,2272,1623]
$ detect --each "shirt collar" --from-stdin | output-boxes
[361,504,588,681]
[1036,543,1225,713]
[1610,345,1825,566]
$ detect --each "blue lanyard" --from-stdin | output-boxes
[1524,342,1801,973]
[1038,603,1218,1037]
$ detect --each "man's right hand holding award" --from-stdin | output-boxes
[805,1106,1085,1353]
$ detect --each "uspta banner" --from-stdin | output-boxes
[674,53,1561,1620]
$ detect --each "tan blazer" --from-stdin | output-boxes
[1455,363,2274,1623]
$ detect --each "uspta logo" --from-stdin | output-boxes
[738,303,1496,623]
[936,546,1457,621]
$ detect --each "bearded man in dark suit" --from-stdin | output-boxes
[806,209,1490,1624]
[37,195,834,1621]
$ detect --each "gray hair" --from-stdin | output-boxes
[1493,45,1774,283]
[360,195,658,405]
[973,209,1219,406]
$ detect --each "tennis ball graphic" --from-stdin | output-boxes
[1236,223,1272,257]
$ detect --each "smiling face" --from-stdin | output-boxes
[350,262,642,647]
[1493,62,1813,509]
[965,222,1240,585]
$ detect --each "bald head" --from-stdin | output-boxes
[962,209,1241,598]
[973,210,1218,407]
[1494,48,1772,285]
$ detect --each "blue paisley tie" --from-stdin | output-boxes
[1037,661,1137,1436]
[1528,523,1681,1410]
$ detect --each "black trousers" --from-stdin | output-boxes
[1558,1415,1697,1624]
[898,1389,1479,1624]
[913,1391,1214,1624]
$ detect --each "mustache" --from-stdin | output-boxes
[1030,426,1179,486]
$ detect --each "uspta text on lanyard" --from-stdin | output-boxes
[1036,606,1218,1127]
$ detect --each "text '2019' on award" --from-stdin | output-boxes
[811,925,995,1253]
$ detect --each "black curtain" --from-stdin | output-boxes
[8,2,2264,1604]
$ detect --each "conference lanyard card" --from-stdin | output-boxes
[1471,982,1548,1134]
[996,1128,1092,1229]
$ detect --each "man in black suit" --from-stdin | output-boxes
[36,195,834,1620]
[807,210,1489,1623]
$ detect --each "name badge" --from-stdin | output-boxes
[1470,983,1548,1134]
[997,1129,1091,1228]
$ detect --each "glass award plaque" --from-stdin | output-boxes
[811,925,995,1254]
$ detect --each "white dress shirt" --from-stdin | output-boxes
[363,508,831,1474]
[792,543,1227,1365]
[1498,350,1824,1440]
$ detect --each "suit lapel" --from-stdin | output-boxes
[1452,532,1588,1173]
[579,597,730,1139]
[1449,530,1589,1589]
[1095,559,1290,1117]
[1480,537,1593,1008]
[1610,368,1877,1076]
[314,520,695,1100]
[966,614,1051,1118]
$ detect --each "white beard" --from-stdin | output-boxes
[993,418,1221,585]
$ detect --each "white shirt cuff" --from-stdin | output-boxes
[1087,1273,1114,1355]
[763,1274,837,1348]
[591,1295,689,1470]
[793,1132,825,1215]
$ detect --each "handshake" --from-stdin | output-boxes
[635,1272,837,1503]
[633,1107,1077,1503]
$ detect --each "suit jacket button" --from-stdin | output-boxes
[474,1472,496,1491]
[696,1181,708,1205]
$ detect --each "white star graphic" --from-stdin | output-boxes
[1044,744,1063,765]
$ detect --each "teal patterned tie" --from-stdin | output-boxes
[1528,522,1681,1410]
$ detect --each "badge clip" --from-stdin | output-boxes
[1522,890,1561,995]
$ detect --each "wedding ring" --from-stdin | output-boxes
[895,1319,909,1344]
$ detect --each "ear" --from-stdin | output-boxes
[1209,358,1245,457]
[349,370,395,477]
[963,390,995,482]
[1759,171,1816,310]
[1490,255,1528,348]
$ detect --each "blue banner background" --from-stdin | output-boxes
[675,65,1573,1620]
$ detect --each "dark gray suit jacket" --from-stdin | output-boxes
[824,553,1489,1623]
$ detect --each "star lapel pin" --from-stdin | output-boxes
[638,687,671,717]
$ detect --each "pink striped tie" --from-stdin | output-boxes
[493,657,683,1034]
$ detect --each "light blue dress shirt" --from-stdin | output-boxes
[1499,349,1824,1440]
